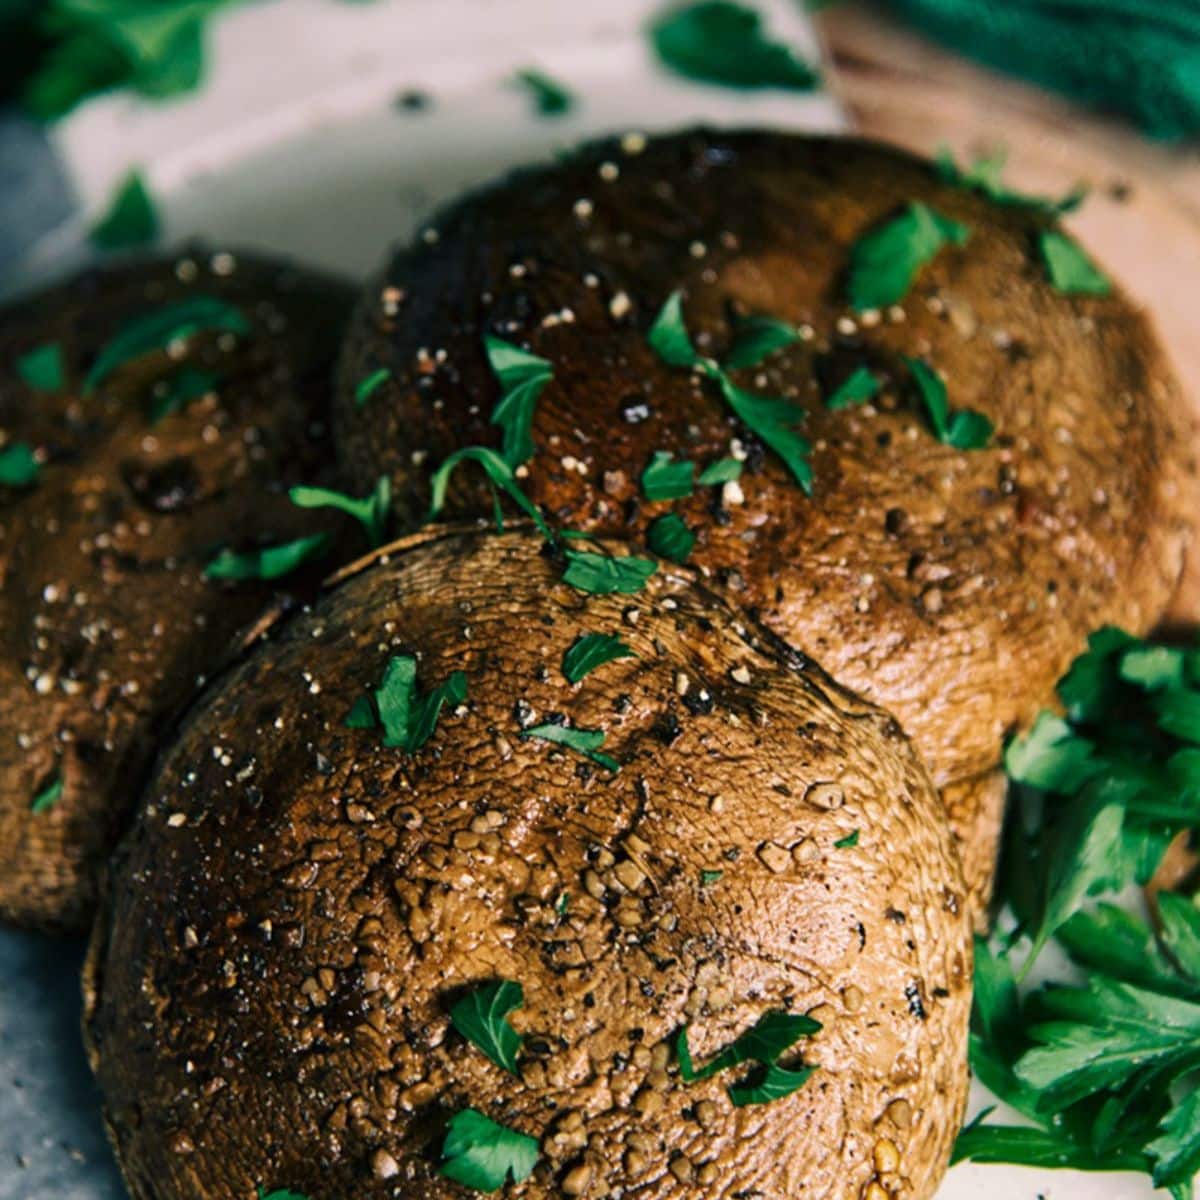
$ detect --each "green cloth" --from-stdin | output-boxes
[886,0,1200,141]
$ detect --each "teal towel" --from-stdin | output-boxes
[886,0,1200,141]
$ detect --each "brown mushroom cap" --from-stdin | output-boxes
[334,129,1196,904]
[84,528,972,1200]
[0,252,354,932]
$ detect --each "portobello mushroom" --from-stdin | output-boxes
[84,527,973,1200]
[0,252,354,932]
[334,130,1197,913]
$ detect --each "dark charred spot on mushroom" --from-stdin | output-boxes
[905,981,928,1021]
[120,456,203,514]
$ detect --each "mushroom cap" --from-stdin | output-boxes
[0,252,354,931]
[334,129,1196,881]
[85,527,972,1200]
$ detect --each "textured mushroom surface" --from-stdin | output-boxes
[0,252,354,932]
[85,528,972,1200]
[335,129,1196,900]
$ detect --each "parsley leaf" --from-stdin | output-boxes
[291,476,391,547]
[346,655,467,753]
[647,512,695,564]
[935,148,1087,216]
[833,830,859,849]
[647,290,700,368]
[439,1108,539,1192]
[562,632,635,684]
[16,342,64,391]
[520,721,619,771]
[1040,230,1112,297]
[148,366,219,423]
[428,445,553,541]
[723,314,800,370]
[700,869,723,886]
[824,365,880,411]
[514,68,573,115]
[650,1,819,92]
[257,1189,311,1200]
[905,357,992,450]
[697,457,742,485]
[847,201,969,312]
[449,980,524,1074]
[641,450,694,501]
[1148,1089,1200,1188]
[355,367,390,409]
[561,548,656,596]
[89,168,158,250]
[204,533,330,582]
[31,772,63,814]
[85,295,249,393]
[0,442,40,488]
[728,1062,817,1108]
[485,335,553,468]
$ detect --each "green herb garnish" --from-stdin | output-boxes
[562,633,635,684]
[89,168,158,250]
[16,343,64,391]
[935,148,1087,216]
[148,366,220,423]
[439,1109,539,1192]
[0,442,40,488]
[204,533,330,582]
[449,980,524,1074]
[650,1,819,92]
[647,512,695,564]
[520,721,619,772]
[641,450,694,501]
[345,654,467,754]
[31,773,63,814]
[355,367,390,409]
[485,335,553,468]
[723,314,801,371]
[697,457,742,485]
[561,548,657,596]
[677,1010,820,1107]
[514,68,573,115]
[1040,230,1112,297]
[700,869,723,886]
[847,201,970,312]
[85,295,249,393]
[824,365,880,411]
[428,445,553,540]
[257,1190,310,1200]
[834,830,860,849]
[905,357,992,450]
[291,476,391,547]
[647,289,700,368]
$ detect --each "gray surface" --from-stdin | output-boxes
[0,112,75,271]
[0,931,123,1200]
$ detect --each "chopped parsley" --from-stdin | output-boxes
[85,295,249,393]
[647,291,813,492]
[513,68,573,116]
[16,343,64,391]
[0,442,40,488]
[935,147,1087,216]
[148,366,220,423]
[290,476,391,547]
[700,869,723,886]
[847,201,970,312]
[677,1010,820,1107]
[204,533,330,582]
[697,457,742,485]
[833,830,860,849]
[647,512,695,564]
[650,1,819,92]
[562,632,635,684]
[31,773,63,814]
[484,335,553,468]
[450,980,524,1073]
[428,445,553,540]
[439,1108,539,1192]
[354,367,390,409]
[520,721,619,772]
[561,548,657,596]
[257,1190,310,1200]
[824,365,880,411]
[905,357,992,450]
[89,168,159,250]
[722,314,801,371]
[641,450,694,501]
[1040,230,1112,297]
[345,654,467,754]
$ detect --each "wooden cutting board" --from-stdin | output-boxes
[817,2,1200,620]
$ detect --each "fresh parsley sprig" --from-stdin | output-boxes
[450,980,524,1074]
[439,1109,539,1191]
[204,533,330,582]
[520,721,619,772]
[345,654,467,754]
[290,476,391,547]
[562,633,635,684]
[0,442,40,489]
[485,335,553,469]
[905,357,993,450]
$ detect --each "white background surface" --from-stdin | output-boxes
[0,0,1174,1197]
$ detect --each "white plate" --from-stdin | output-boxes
[0,2,1172,1198]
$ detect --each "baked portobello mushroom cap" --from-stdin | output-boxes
[0,251,354,932]
[85,528,972,1200]
[334,129,1197,908]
